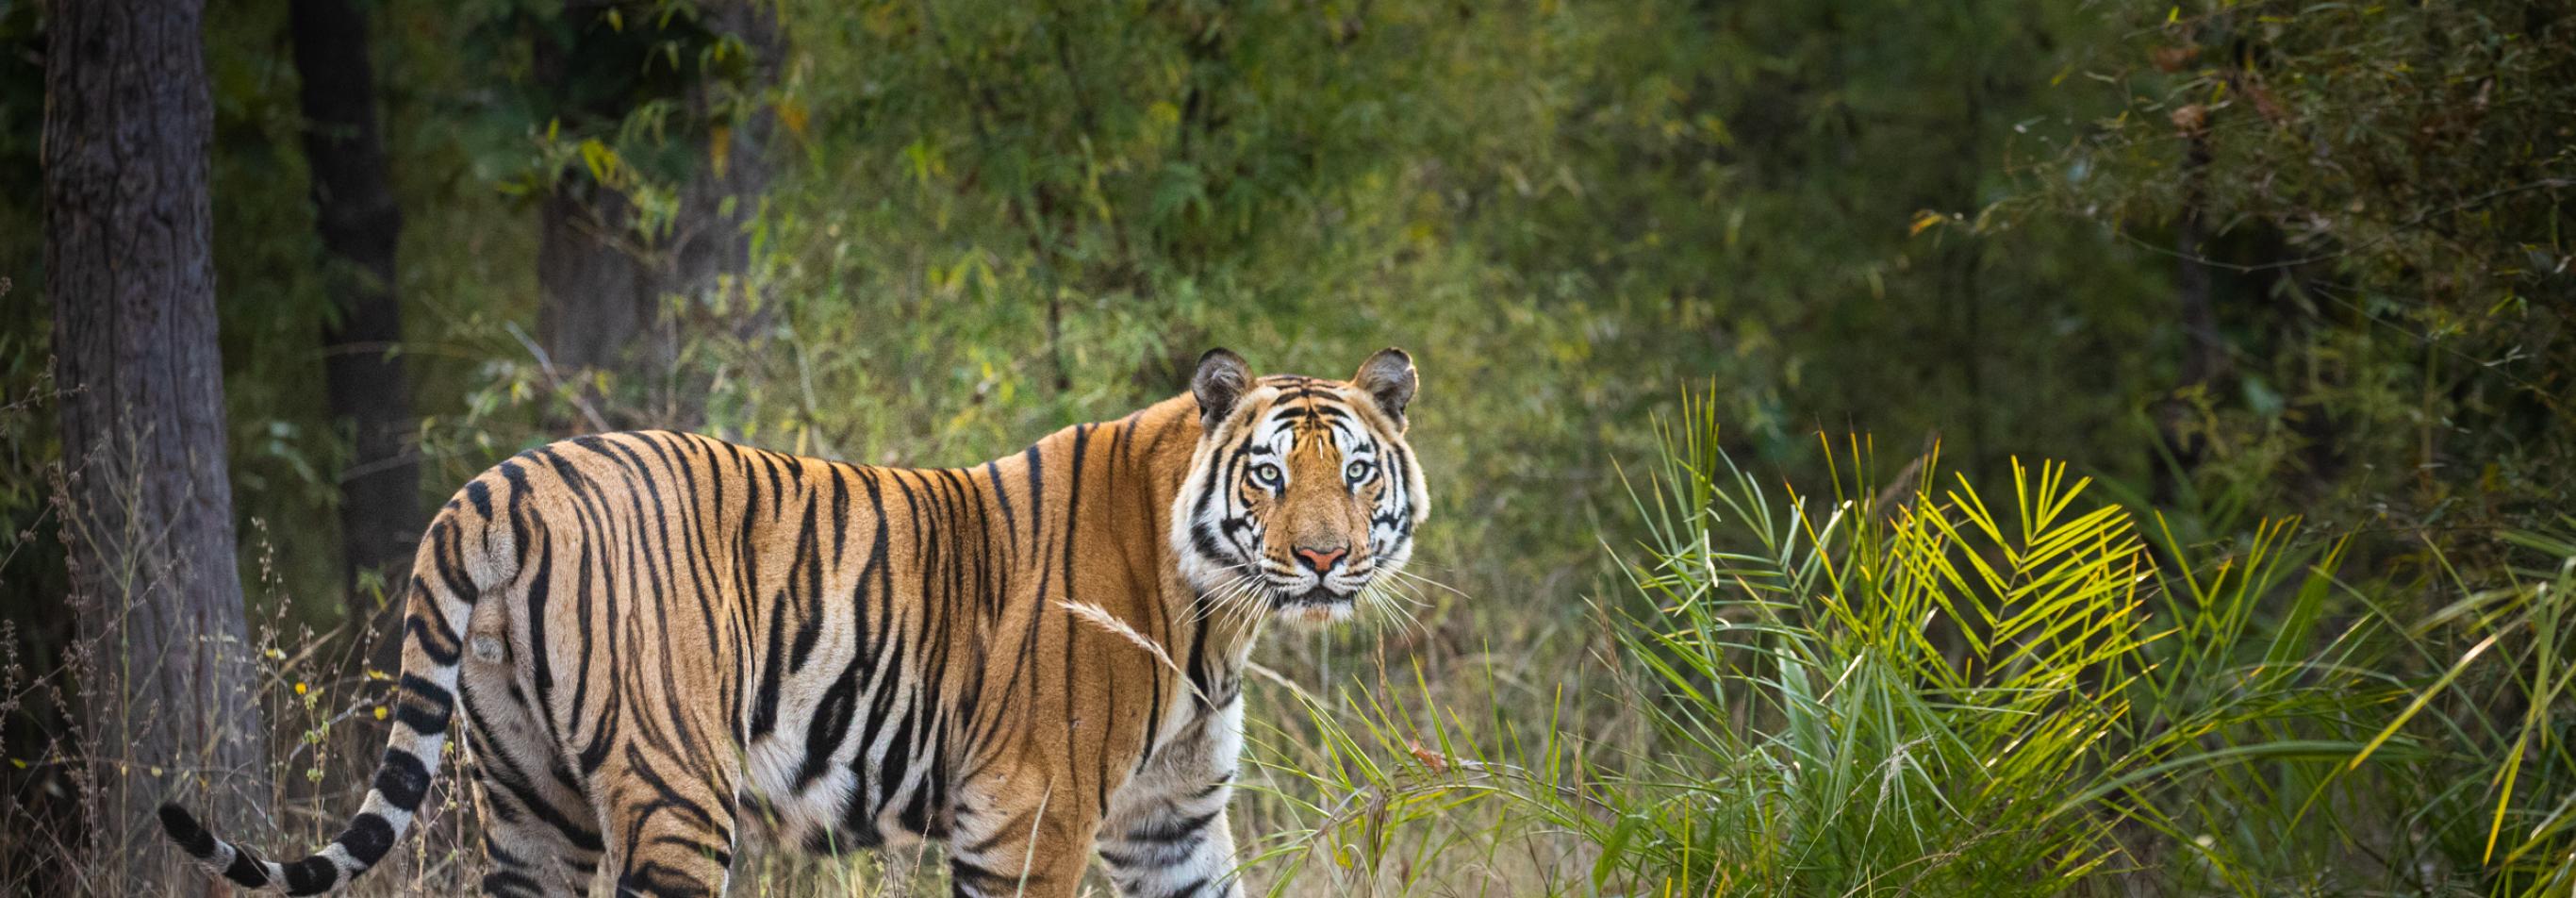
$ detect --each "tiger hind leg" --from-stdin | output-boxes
[597,754,740,898]
[478,818,602,898]
[459,657,603,895]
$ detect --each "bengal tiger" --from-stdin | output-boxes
[157,348,1428,897]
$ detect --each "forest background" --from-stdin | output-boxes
[3,0,2574,893]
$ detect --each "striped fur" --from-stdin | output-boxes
[159,348,1428,897]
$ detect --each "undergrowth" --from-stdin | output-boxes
[9,395,2576,896]
[1240,397,2576,896]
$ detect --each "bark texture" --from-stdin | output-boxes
[2154,120,2221,506]
[536,0,780,430]
[42,0,266,888]
[290,0,421,661]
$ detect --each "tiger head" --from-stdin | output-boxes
[1172,347,1429,628]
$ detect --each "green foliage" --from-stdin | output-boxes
[1578,406,2379,893]
[5,0,2576,893]
[2340,524,2576,895]
[2013,0,2576,534]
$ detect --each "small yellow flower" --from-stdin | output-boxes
[373,707,388,721]
[294,682,308,695]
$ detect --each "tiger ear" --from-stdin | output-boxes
[1352,347,1416,427]
[1192,348,1253,431]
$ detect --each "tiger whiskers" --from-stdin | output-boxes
[1197,561,1281,626]
[1369,570,1447,638]
[1215,578,1273,624]
[1191,566,1268,624]
[1383,566,1467,600]
[1357,577,1433,642]
[1210,581,1264,624]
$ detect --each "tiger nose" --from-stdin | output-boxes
[1293,544,1348,574]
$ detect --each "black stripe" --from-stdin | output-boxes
[878,701,921,828]
[1151,876,1215,898]
[223,842,272,888]
[984,459,1017,557]
[1128,807,1220,845]
[787,491,826,671]
[430,518,477,604]
[526,536,558,731]
[395,674,453,736]
[500,459,534,565]
[157,804,219,857]
[1058,424,1093,771]
[949,856,1037,891]
[373,748,434,811]
[337,811,398,866]
[464,478,492,519]
[283,854,339,895]
[797,663,859,790]
[1097,844,1140,868]
[749,599,786,740]
[481,870,544,897]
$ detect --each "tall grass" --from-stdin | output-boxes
[2356,524,2576,895]
[1565,401,2407,892]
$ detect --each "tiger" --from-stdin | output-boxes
[157,347,1428,897]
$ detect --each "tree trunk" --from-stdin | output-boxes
[42,0,266,889]
[290,0,419,667]
[536,0,779,431]
[669,0,778,338]
[2154,121,2220,505]
[537,182,658,389]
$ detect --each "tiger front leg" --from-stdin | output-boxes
[1096,700,1247,898]
[1096,790,1241,898]
[943,771,1098,898]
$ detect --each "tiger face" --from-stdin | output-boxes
[1172,347,1429,628]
